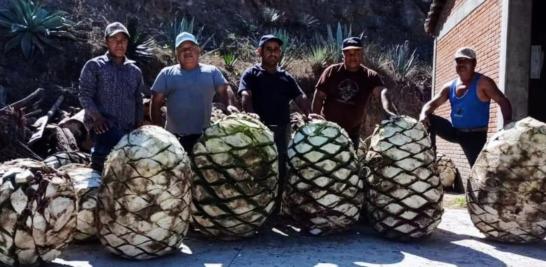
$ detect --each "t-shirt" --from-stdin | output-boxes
[238,65,304,126]
[315,63,383,135]
[151,63,227,135]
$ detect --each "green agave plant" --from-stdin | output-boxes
[126,17,160,64]
[166,16,214,57]
[312,22,361,63]
[221,52,238,71]
[0,0,75,59]
[382,40,418,81]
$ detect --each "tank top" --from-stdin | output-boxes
[448,73,490,129]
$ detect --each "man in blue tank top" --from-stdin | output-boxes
[419,47,512,169]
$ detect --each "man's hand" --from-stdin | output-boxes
[307,113,324,121]
[419,112,430,129]
[226,105,239,114]
[92,114,109,134]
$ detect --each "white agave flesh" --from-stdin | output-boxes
[285,119,362,235]
[99,126,192,259]
[365,116,443,240]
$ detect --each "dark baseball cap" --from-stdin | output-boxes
[104,22,130,38]
[342,37,362,50]
[258,34,283,48]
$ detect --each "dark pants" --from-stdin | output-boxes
[268,124,290,214]
[429,115,487,167]
[176,134,202,156]
[90,126,126,172]
[349,133,360,151]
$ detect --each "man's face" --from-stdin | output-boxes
[176,41,200,69]
[343,48,363,71]
[106,33,128,58]
[455,58,476,79]
[259,41,282,66]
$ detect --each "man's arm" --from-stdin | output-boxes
[294,94,310,115]
[419,84,450,128]
[240,90,254,113]
[214,83,230,109]
[373,86,398,118]
[150,92,166,127]
[482,77,513,126]
[78,61,109,134]
[134,75,145,128]
[311,90,327,115]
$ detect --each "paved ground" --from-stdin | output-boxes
[49,208,546,267]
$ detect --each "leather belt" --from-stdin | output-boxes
[457,127,488,133]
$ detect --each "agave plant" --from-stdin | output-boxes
[381,41,418,81]
[313,22,358,63]
[166,16,215,56]
[221,52,238,72]
[309,45,336,75]
[125,17,160,64]
[261,7,284,27]
[269,28,302,70]
[295,13,319,29]
[0,0,75,58]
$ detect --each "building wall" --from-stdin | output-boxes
[433,0,503,179]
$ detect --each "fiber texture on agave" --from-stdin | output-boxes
[0,159,77,266]
[284,120,363,235]
[43,151,90,170]
[192,113,278,240]
[467,117,546,243]
[365,116,443,240]
[97,126,192,259]
[58,164,101,241]
[435,153,458,188]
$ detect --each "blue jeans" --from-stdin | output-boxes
[90,126,126,172]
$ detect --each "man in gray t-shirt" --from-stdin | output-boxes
[150,32,232,153]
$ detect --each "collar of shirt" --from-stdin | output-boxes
[104,52,136,65]
[256,64,283,74]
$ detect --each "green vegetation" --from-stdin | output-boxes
[126,17,160,65]
[0,0,76,58]
[166,16,215,56]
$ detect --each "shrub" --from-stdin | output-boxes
[0,0,76,59]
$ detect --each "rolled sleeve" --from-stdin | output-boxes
[212,67,228,88]
[238,68,253,95]
[287,74,304,100]
[151,69,170,95]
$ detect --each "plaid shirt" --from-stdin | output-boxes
[78,53,144,131]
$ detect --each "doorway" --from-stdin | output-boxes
[529,0,546,122]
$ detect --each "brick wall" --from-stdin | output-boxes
[433,0,502,180]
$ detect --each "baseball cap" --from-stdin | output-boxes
[175,32,199,48]
[104,22,130,38]
[454,47,476,60]
[258,34,283,48]
[342,37,362,50]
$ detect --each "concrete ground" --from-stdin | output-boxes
[49,208,546,267]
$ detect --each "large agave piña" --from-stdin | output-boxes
[364,116,443,240]
[192,113,278,240]
[58,163,101,241]
[0,159,77,266]
[284,119,363,235]
[43,151,90,169]
[435,153,458,188]
[97,126,192,259]
[467,117,546,243]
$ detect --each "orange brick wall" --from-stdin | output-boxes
[433,0,502,179]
